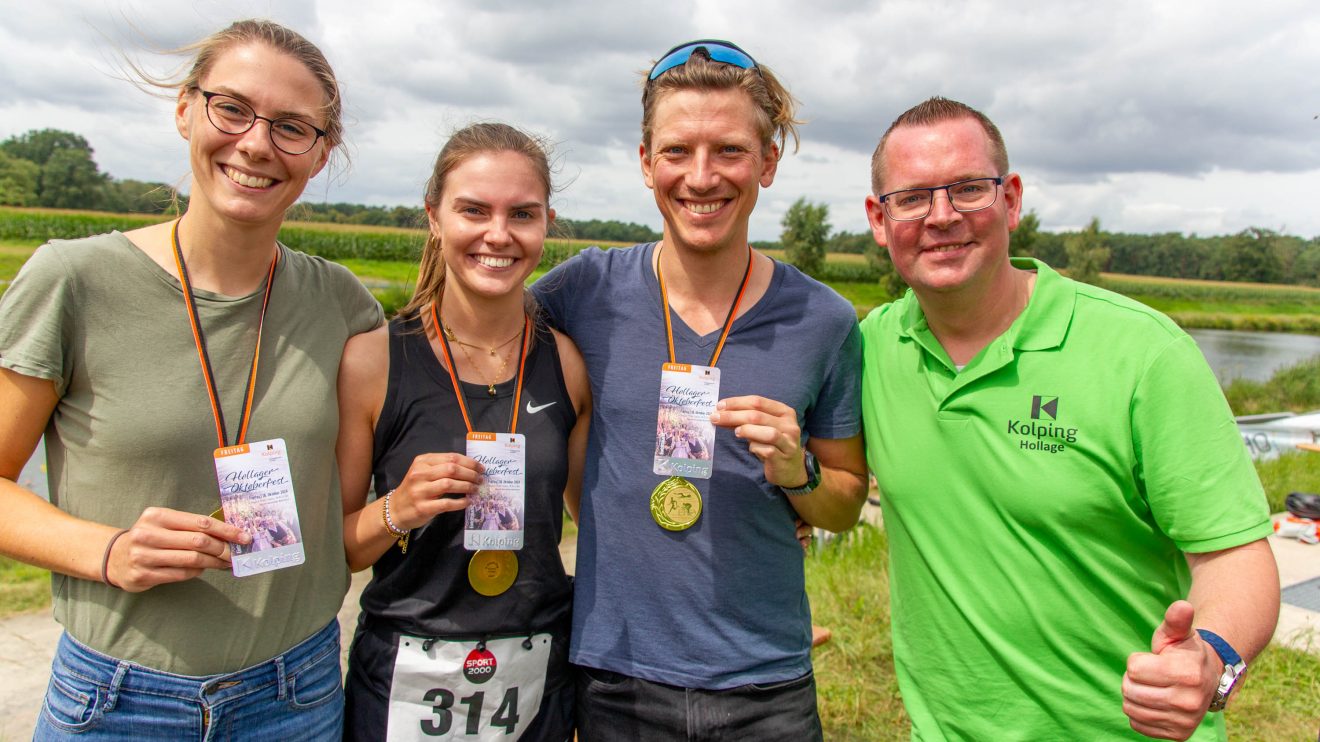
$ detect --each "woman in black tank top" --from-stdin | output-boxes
[336,123,591,741]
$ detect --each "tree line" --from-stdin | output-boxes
[0,128,661,244]
[0,129,185,214]
[5,128,1317,286]
[288,202,660,243]
[777,197,1320,289]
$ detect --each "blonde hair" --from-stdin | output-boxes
[134,19,345,162]
[640,46,802,156]
[870,97,1008,195]
[401,122,554,321]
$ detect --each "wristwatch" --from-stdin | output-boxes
[1196,629,1246,711]
[780,451,821,496]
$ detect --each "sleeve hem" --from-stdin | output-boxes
[1175,520,1274,554]
[0,356,62,384]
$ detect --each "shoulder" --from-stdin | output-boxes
[25,232,135,273]
[2,232,142,308]
[772,260,858,327]
[340,325,391,392]
[1070,280,1183,338]
[550,327,590,413]
[277,246,363,286]
[278,246,384,328]
[539,243,650,285]
[859,293,911,334]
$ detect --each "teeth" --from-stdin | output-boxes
[224,167,273,189]
[686,201,724,214]
[475,255,514,268]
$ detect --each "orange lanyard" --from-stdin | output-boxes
[656,243,752,367]
[431,302,532,435]
[171,219,278,448]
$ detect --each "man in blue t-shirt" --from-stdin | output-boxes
[533,40,867,740]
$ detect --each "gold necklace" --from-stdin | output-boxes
[442,324,523,356]
[443,322,519,396]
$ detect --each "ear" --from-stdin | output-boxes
[1002,172,1024,232]
[547,207,557,226]
[175,89,194,141]
[309,142,331,180]
[864,193,888,249]
[639,142,655,189]
[759,142,779,188]
[425,204,442,238]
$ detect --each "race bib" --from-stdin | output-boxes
[654,363,720,479]
[212,438,304,577]
[387,634,552,741]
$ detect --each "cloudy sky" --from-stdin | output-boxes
[2,0,1317,241]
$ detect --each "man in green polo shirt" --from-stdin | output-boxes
[858,97,1280,740]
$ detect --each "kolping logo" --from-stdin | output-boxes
[1031,395,1059,420]
[463,647,497,684]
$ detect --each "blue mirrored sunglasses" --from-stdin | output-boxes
[647,39,760,80]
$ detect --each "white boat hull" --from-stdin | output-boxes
[1237,412,1320,461]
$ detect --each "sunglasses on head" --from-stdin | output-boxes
[647,39,760,81]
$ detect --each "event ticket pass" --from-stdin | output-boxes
[653,363,720,480]
[464,433,526,551]
[212,438,305,577]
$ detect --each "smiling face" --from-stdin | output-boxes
[865,116,1022,299]
[176,42,330,229]
[426,150,552,303]
[641,87,778,256]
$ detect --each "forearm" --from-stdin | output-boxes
[343,498,403,572]
[784,464,867,533]
[1185,539,1280,664]
[0,480,120,581]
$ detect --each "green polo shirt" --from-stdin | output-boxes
[860,258,1269,740]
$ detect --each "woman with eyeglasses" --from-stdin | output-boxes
[0,19,381,737]
[337,122,590,741]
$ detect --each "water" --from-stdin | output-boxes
[1186,328,1320,384]
[16,329,1320,502]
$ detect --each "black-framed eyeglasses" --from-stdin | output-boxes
[200,91,327,156]
[877,177,1003,221]
[648,39,760,81]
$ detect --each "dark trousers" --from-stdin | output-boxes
[575,664,823,742]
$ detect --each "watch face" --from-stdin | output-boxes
[1210,664,1244,711]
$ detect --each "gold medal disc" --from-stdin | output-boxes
[209,508,225,521]
[468,550,519,596]
[650,476,703,531]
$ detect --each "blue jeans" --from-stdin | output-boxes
[575,664,823,741]
[33,619,343,740]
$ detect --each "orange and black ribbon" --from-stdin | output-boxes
[431,302,531,435]
[171,219,278,448]
[656,243,752,367]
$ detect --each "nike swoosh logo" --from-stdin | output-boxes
[526,401,557,414]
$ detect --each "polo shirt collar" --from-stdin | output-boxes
[1008,257,1074,352]
[892,258,1075,376]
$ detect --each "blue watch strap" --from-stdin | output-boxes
[1196,629,1243,667]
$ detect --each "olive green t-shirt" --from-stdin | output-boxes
[0,232,382,674]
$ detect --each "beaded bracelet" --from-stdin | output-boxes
[381,489,410,553]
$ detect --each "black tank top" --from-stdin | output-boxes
[360,312,575,638]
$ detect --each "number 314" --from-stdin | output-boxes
[421,688,521,736]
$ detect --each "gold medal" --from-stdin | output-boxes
[650,476,702,531]
[210,508,225,521]
[468,550,518,596]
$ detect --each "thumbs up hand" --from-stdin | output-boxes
[1121,600,1222,740]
